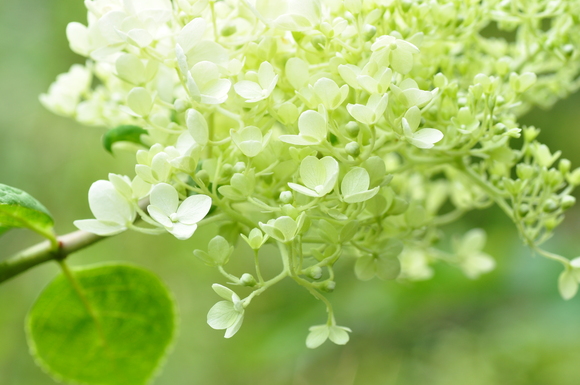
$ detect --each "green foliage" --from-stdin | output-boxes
[0,184,55,242]
[26,263,176,385]
[102,125,147,153]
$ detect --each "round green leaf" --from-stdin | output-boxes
[26,263,177,385]
[0,183,55,241]
[102,125,148,153]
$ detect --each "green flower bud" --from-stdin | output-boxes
[559,159,571,175]
[279,191,293,203]
[345,142,360,157]
[221,24,237,37]
[196,170,210,186]
[317,280,336,292]
[434,72,448,88]
[345,121,360,138]
[523,126,540,142]
[173,98,189,112]
[240,273,257,287]
[305,266,323,280]
[222,164,234,178]
[518,203,530,216]
[516,164,535,179]
[561,195,576,210]
[543,199,558,213]
[567,168,580,185]
[363,24,377,41]
[232,162,245,174]
[311,35,326,51]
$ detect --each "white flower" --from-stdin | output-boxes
[306,324,352,349]
[402,106,443,149]
[147,183,212,240]
[340,167,379,203]
[347,94,389,125]
[288,156,339,197]
[254,0,321,31]
[39,64,92,117]
[74,180,136,236]
[454,229,495,279]
[207,284,245,338]
[234,61,278,103]
[279,109,327,145]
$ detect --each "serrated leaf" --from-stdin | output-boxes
[0,184,55,241]
[102,125,147,153]
[26,263,176,385]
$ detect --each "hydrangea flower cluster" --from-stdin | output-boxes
[43,0,580,347]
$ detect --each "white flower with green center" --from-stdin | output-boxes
[558,257,580,300]
[347,93,389,125]
[234,61,278,103]
[390,78,434,108]
[207,284,245,338]
[341,167,380,203]
[279,109,327,145]
[402,106,443,149]
[147,183,212,240]
[288,156,339,197]
[306,324,352,349]
[338,62,392,94]
[74,180,136,236]
[371,35,420,74]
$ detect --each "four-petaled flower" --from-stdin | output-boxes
[147,183,212,240]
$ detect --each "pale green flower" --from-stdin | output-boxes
[288,156,339,197]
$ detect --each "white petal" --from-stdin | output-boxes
[149,183,179,215]
[168,222,198,240]
[234,81,264,100]
[278,135,319,146]
[207,301,238,329]
[224,313,244,338]
[328,326,350,345]
[300,156,327,190]
[298,110,326,141]
[347,103,373,125]
[288,183,320,197]
[74,219,126,236]
[176,194,212,224]
[306,325,329,349]
[147,205,173,228]
[341,167,371,196]
[177,18,206,53]
[88,180,135,224]
[413,128,443,145]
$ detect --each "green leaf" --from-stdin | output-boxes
[26,263,177,385]
[0,183,55,241]
[102,125,147,153]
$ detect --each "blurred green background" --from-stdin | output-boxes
[1,1,580,384]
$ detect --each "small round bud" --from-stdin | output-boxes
[363,24,376,41]
[544,217,562,231]
[305,266,323,280]
[173,98,189,112]
[221,164,234,177]
[221,24,237,37]
[318,280,336,292]
[233,162,246,173]
[345,121,360,138]
[561,195,576,210]
[433,73,448,88]
[281,204,299,218]
[311,35,326,51]
[240,273,257,287]
[559,159,571,175]
[279,191,293,203]
[543,199,558,213]
[523,126,540,142]
[196,170,210,186]
[518,203,530,216]
[345,142,360,157]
